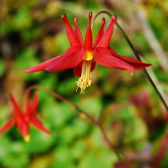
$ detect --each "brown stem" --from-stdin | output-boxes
[26,84,122,162]
[96,121,122,162]
[27,85,77,111]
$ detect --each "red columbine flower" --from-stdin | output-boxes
[0,92,50,142]
[0,94,30,141]
[24,12,151,93]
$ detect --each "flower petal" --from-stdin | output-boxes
[16,118,29,138]
[30,116,50,135]
[24,56,62,73]
[91,61,96,72]
[94,17,105,47]
[109,47,152,69]
[0,118,15,135]
[10,94,23,118]
[73,61,83,77]
[97,15,117,48]
[10,94,29,137]
[73,61,96,77]
[62,13,81,46]
[73,17,84,45]
[24,91,31,119]
[46,46,84,72]
[84,12,93,51]
[31,92,39,115]
[94,47,135,75]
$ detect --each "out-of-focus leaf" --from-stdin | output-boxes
[54,33,70,55]
[72,119,90,137]
[57,77,77,95]
[12,8,32,31]
[0,23,12,35]
[0,138,29,168]
[52,147,75,168]
[124,118,148,149]
[79,149,117,168]
[42,101,76,128]
[79,97,102,117]
[15,47,42,80]
[0,59,6,77]
[25,129,53,154]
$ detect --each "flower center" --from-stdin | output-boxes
[83,51,93,61]
[76,60,92,94]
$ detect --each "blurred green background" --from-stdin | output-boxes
[0,0,168,167]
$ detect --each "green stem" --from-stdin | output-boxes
[92,10,168,112]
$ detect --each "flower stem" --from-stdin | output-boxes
[92,10,168,112]
[26,85,122,162]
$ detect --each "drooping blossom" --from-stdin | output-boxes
[0,92,50,142]
[24,12,151,93]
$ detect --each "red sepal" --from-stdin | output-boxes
[109,48,152,69]
[97,15,117,48]
[24,56,62,73]
[94,47,135,75]
[10,94,29,137]
[73,16,84,45]
[46,46,84,72]
[31,92,39,115]
[62,13,81,46]
[84,12,93,51]
[0,118,15,135]
[94,18,105,47]
[30,116,50,135]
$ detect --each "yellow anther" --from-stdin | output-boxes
[24,134,30,143]
[76,60,92,94]
[83,51,93,61]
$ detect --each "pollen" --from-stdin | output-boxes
[24,134,30,143]
[76,60,92,94]
[83,51,93,61]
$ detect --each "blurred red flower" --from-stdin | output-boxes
[25,12,151,93]
[0,92,50,142]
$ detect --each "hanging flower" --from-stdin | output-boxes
[24,12,151,93]
[0,92,50,142]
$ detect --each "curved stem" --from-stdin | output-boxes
[27,85,77,110]
[92,10,168,112]
[26,84,122,162]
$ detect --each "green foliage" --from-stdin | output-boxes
[0,59,6,77]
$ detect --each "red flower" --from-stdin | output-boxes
[0,92,50,142]
[24,12,151,93]
[24,92,50,136]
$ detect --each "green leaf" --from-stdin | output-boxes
[0,59,6,77]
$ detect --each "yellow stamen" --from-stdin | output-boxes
[24,134,30,143]
[83,51,93,61]
[76,60,92,94]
